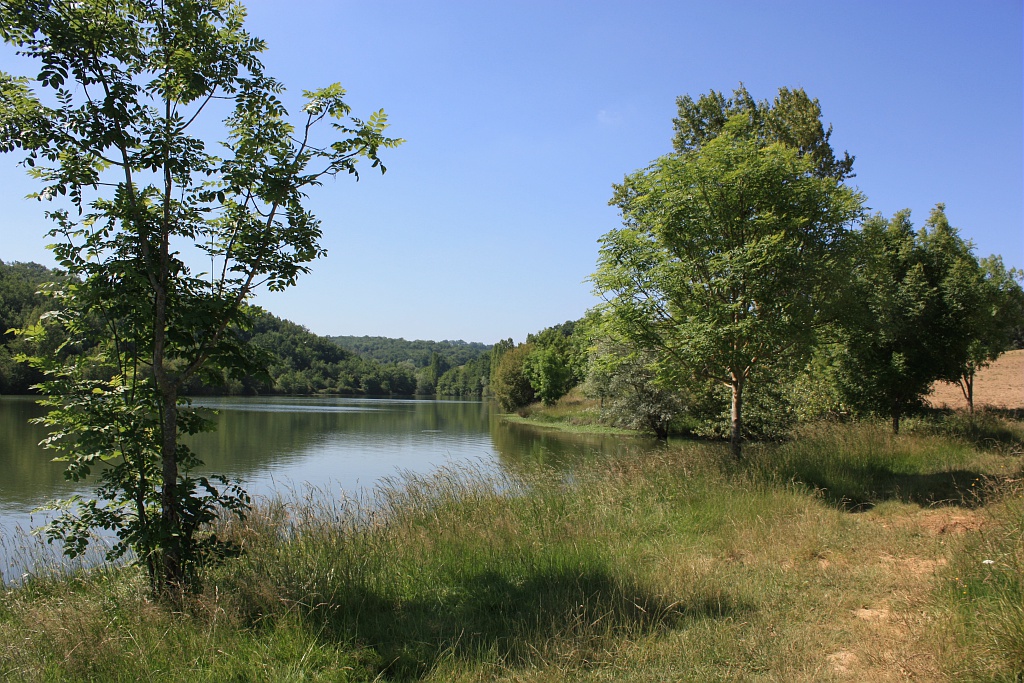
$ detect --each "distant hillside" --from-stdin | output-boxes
[0,259,65,393]
[329,335,491,369]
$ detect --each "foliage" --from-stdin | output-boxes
[593,109,862,457]
[184,310,418,396]
[583,336,685,438]
[0,0,400,592]
[435,350,490,398]
[943,252,1024,413]
[490,343,535,412]
[684,367,798,441]
[833,206,991,432]
[329,335,491,369]
[0,259,65,393]
[523,345,572,406]
[673,84,855,180]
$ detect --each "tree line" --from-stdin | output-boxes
[492,87,1024,458]
[0,262,495,399]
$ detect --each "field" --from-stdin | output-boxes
[1,418,1022,681]
[927,349,1024,410]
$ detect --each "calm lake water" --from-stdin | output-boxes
[0,395,657,578]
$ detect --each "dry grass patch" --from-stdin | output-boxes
[928,349,1024,410]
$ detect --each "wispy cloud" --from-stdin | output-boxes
[596,109,624,127]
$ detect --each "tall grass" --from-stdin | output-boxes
[743,420,1019,510]
[0,419,1022,680]
[933,478,1024,680]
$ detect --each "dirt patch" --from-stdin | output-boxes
[876,508,985,536]
[853,607,889,621]
[915,509,985,536]
[827,649,859,674]
[927,348,1024,410]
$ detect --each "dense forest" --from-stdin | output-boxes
[329,335,490,369]
[0,260,60,393]
[0,260,497,398]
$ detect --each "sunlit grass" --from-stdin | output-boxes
[0,418,1022,681]
[931,477,1024,680]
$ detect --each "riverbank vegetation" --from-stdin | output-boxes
[1,1,1023,677]
[2,418,1022,681]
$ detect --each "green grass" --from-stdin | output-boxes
[1,418,1023,681]
[506,389,633,435]
[931,478,1024,680]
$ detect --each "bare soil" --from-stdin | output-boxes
[927,348,1024,410]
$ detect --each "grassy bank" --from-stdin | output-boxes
[502,389,626,435]
[1,419,1022,681]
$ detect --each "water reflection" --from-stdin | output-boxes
[0,396,664,557]
[489,415,661,474]
[0,397,69,510]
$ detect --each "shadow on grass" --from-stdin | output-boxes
[916,408,1024,454]
[772,462,991,512]
[303,565,750,680]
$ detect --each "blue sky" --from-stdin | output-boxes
[0,0,1021,344]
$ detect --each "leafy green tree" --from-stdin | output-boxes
[490,343,535,412]
[0,0,400,593]
[593,114,861,458]
[524,345,572,406]
[919,208,1024,414]
[834,207,986,432]
[956,256,1024,410]
[673,84,854,180]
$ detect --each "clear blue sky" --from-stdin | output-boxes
[0,0,1021,344]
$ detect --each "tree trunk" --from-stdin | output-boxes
[159,387,182,592]
[730,380,743,460]
[965,370,975,416]
[153,245,182,592]
[891,404,901,435]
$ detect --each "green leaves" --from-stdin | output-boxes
[595,99,862,455]
[0,0,399,593]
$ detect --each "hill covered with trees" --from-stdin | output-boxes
[0,260,63,393]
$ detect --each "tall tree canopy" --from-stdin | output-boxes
[594,101,862,458]
[673,85,855,181]
[0,0,400,593]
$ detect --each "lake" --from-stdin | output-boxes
[0,395,657,578]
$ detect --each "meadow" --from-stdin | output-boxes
[1,413,1021,682]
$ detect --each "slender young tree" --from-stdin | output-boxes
[0,0,400,593]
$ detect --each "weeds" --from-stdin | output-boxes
[0,419,1022,680]
[934,477,1024,680]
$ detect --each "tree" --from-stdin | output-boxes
[920,208,1024,414]
[0,0,400,593]
[490,343,535,412]
[956,256,1024,412]
[673,85,855,181]
[524,345,571,406]
[835,207,979,432]
[593,114,861,458]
